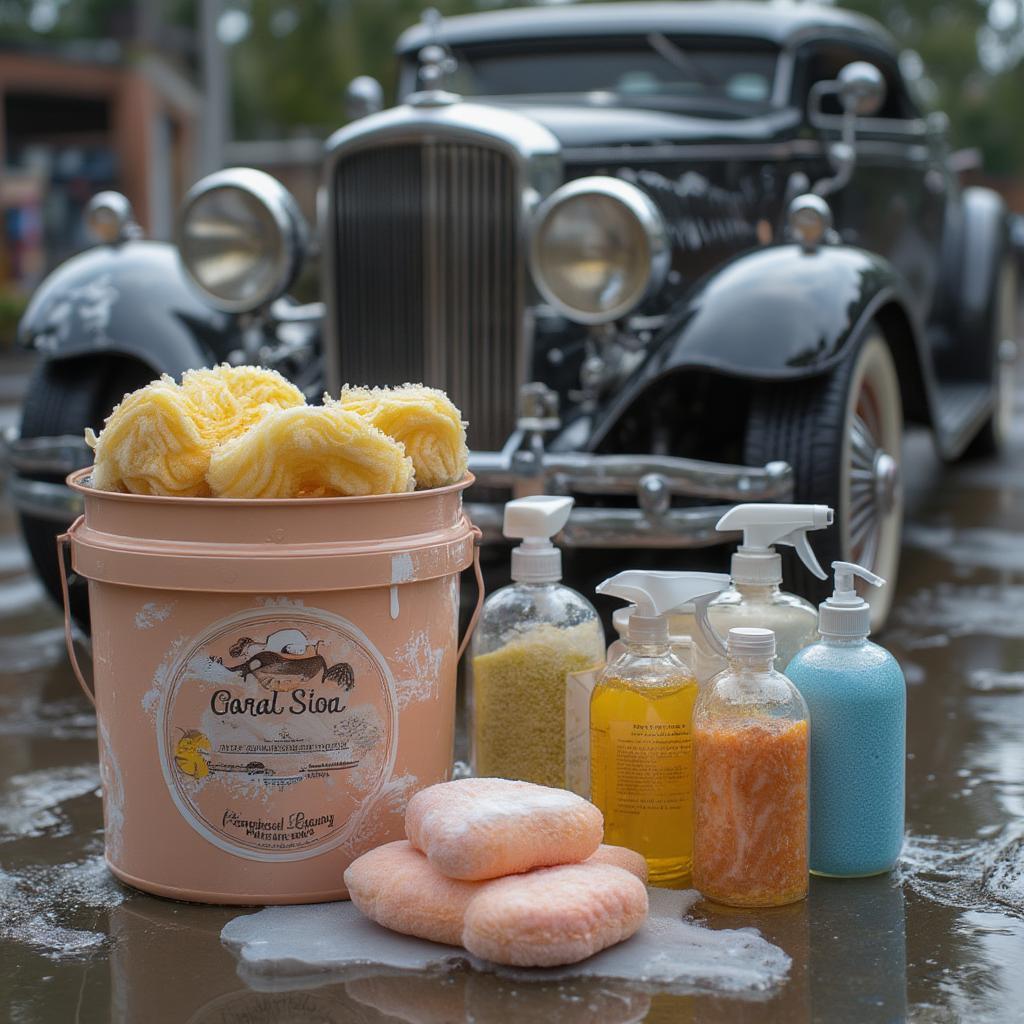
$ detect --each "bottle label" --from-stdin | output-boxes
[605,720,691,813]
[157,607,397,862]
[564,666,602,797]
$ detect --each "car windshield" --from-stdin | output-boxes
[427,36,779,113]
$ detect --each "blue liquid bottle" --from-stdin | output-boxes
[785,562,906,877]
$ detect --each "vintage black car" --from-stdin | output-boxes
[5,2,1017,629]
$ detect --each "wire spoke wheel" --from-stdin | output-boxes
[840,336,903,629]
[744,323,903,631]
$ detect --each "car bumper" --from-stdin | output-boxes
[0,428,795,545]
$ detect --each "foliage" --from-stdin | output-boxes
[0,288,28,349]
[839,0,1024,174]
[2,0,1023,174]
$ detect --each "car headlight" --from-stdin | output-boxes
[176,168,308,314]
[530,176,669,325]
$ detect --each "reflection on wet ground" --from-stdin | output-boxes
[0,352,1022,1023]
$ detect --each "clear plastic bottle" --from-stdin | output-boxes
[589,570,730,888]
[709,503,833,667]
[470,496,604,789]
[693,627,810,907]
[608,604,726,685]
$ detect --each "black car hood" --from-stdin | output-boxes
[480,100,801,149]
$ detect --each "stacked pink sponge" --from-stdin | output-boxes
[344,777,649,967]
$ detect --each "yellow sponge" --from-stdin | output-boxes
[338,384,468,490]
[206,404,415,498]
[87,376,211,497]
[180,364,305,446]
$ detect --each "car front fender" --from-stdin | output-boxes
[17,240,232,376]
[587,243,924,449]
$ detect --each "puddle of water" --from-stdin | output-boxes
[902,525,1024,573]
[894,583,1024,640]
[0,694,95,739]
[0,765,101,842]
[0,627,69,674]
[222,887,791,998]
[968,670,1024,694]
[0,536,29,577]
[0,575,47,618]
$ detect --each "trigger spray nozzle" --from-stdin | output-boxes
[716,503,834,585]
[596,570,730,650]
[819,560,885,638]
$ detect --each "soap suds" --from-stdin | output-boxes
[134,600,174,630]
[394,630,444,709]
[221,887,790,996]
[391,553,415,584]
[900,831,1024,916]
[0,765,101,842]
[0,851,124,960]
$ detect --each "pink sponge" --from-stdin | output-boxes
[405,777,603,881]
[586,843,649,882]
[462,862,649,967]
[343,840,480,946]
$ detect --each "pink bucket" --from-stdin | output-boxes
[59,468,482,904]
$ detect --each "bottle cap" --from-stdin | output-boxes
[716,503,834,585]
[818,560,884,638]
[727,626,776,658]
[503,495,573,583]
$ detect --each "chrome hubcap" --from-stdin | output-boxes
[848,410,899,571]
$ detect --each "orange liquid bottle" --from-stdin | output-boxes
[693,627,810,907]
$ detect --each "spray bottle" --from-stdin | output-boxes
[470,496,605,789]
[590,570,730,888]
[785,562,906,877]
[710,503,834,667]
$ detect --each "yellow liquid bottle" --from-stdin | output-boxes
[590,663,698,887]
[589,569,731,889]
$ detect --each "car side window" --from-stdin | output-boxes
[795,41,920,122]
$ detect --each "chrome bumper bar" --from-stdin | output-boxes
[1,427,795,547]
[0,427,93,522]
[465,431,793,547]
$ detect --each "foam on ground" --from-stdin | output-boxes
[221,887,790,996]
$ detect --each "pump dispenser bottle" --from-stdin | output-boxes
[694,627,810,907]
[785,562,906,877]
[590,570,730,887]
[470,496,604,789]
[710,503,834,667]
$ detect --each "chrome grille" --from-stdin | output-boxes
[332,140,522,451]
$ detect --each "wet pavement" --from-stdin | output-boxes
[1,352,1022,1023]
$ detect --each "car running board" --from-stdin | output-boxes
[932,382,993,460]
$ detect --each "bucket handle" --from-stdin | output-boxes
[457,524,485,662]
[57,517,96,707]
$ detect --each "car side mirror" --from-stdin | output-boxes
[346,76,384,121]
[836,61,886,117]
[809,62,886,199]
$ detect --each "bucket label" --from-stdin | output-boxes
[158,608,397,862]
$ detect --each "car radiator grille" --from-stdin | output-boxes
[332,141,523,452]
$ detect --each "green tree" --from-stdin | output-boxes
[840,0,1024,173]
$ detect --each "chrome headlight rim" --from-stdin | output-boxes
[529,176,670,326]
[175,167,308,315]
